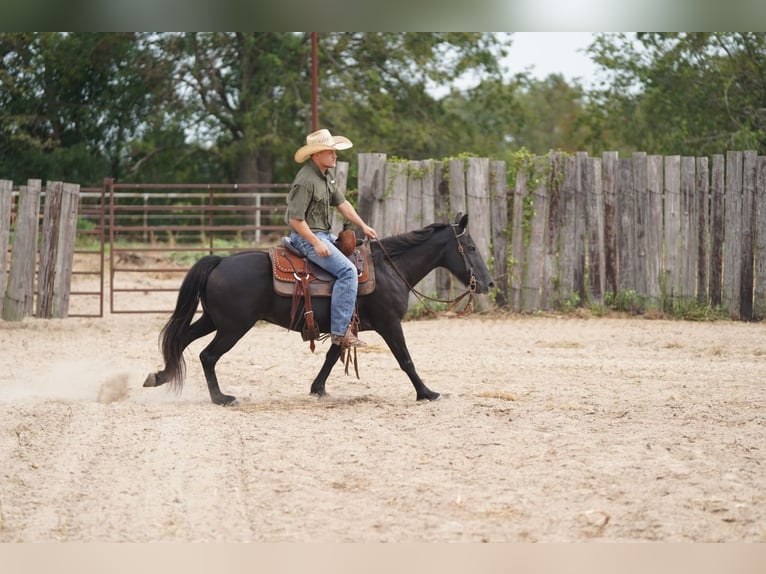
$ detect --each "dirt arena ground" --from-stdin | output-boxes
[1,285,764,541]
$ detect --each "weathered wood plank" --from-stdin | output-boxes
[434,162,451,298]
[540,153,561,310]
[382,162,408,237]
[740,150,757,320]
[633,152,648,298]
[695,157,710,305]
[0,180,12,316]
[490,160,508,307]
[616,158,635,293]
[723,151,743,319]
[418,160,438,300]
[522,158,548,312]
[357,153,387,234]
[3,180,41,320]
[508,168,528,311]
[754,156,766,319]
[52,183,80,318]
[645,155,664,305]
[574,152,588,303]
[557,156,578,306]
[466,158,492,310]
[37,181,64,318]
[586,157,605,303]
[680,156,697,300]
[663,156,681,302]
[406,161,424,232]
[709,154,725,307]
[448,159,467,218]
[602,152,618,297]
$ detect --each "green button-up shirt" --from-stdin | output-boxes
[285,162,346,232]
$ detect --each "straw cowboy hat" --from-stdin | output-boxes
[294,128,353,163]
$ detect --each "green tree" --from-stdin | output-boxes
[315,32,506,160]
[161,32,306,185]
[586,32,766,155]
[0,32,174,185]
[156,32,506,185]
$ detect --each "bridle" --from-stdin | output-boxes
[374,223,478,316]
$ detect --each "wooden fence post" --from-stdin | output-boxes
[434,162,451,299]
[723,151,743,319]
[382,161,407,238]
[521,156,549,312]
[51,183,80,318]
[695,157,710,306]
[754,156,766,319]
[633,152,648,299]
[680,157,698,301]
[663,156,681,304]
[602,152,618,298]
[586,157,605,304]
[540,153,561,310]
[557,156,578,307]
[0,180,12,317]
[466,158,491,310]
[709,154,725,307]
[37,181,64,318]
[574,152,588,304]
[740,151,757,320]
[508,167,527,311]
[490,160,508,307]
[645,155,664,307]
[616,158,635,294]
[357,153,387,236]
[448,159,467,218]
[405,160,433,303]
[3,180,41,321]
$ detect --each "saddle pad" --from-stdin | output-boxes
[269,243,376,298]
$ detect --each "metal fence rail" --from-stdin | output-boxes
[105,179,291,314]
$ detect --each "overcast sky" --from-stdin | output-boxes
[503,32,601,88]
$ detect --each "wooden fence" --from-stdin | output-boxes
[1,179,80,320]
[4,149,766,321]
[356,151,766,320]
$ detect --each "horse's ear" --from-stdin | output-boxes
[457,213,468,230]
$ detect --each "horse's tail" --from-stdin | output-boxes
[159,255,223,392]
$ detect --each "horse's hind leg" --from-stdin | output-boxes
[144,313,216,388]
[310,344,343,397]
[199,327,250,406]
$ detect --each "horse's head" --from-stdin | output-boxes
[446,213,494,294]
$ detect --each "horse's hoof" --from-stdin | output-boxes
[143,373,156,387]
[213,395,238,406]
[417,391,441,401]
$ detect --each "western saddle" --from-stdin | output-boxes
[268,231,375,352]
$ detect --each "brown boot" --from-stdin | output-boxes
[331,327,367,348]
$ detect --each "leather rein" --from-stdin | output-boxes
[373,224,478,316]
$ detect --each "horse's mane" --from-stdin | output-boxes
[376,223,450,257]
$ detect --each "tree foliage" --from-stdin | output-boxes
[3,32,766,188]
[0,32,175,184]
[586,32,766,155]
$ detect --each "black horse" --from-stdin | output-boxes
[143,213,493,405]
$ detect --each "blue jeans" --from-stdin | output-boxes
[289,231,358,337]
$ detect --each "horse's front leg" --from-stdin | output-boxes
[310,344,343,397]
[378,324,440,401]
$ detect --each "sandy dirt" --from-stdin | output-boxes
[1,280,765,541]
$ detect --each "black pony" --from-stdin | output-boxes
[143,213,493,405]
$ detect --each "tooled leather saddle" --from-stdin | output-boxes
[267,233,376,351]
